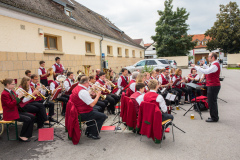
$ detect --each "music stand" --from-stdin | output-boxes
[50,88,65,127]
[183,83,203,120]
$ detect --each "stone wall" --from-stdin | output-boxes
[0,52,142,92]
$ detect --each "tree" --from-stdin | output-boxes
[205,1,240,54]
[151,0,195,57]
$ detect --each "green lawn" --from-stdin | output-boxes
[227,67,240,70]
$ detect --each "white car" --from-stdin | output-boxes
[168,60,177,68]
[125,59,171,73]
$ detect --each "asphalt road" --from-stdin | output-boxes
[0,68,240,160]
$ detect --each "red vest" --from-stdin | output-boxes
[54,63,63,74]
[130,91,142,99]
[174,75,182,88]
[1,90,20,121]
[123,79,135,91]
[206,63,220,86]
[30,83,42,101]
[143,92,159,108]
[53,81,59,89]
[120,76,128,88]
[188,74,198,83]
[160,74,169,85]
[96,75,99,81]
[71,85,93,114]
[39,68,47,80]
[66,79,72,88]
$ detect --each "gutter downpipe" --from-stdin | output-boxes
[100,35,104,71]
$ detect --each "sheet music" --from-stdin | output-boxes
[170,95,176,101]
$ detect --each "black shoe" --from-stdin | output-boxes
[206,118,218,122]
[19,138,31,142]
[208,117,211,119]
[87,134,101,140]
[44,122,50,125]
[162,135,166,140]
[85,131,89,136]
[49,117,57,122]
[61,112,65,116]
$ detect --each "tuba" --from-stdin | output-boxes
[74,70,85,83]
[103,68,111,80]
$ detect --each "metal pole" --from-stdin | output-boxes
[100,35,104,71]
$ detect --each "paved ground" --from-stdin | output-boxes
[0,68,240,160]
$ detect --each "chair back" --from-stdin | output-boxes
[126,97,137,130]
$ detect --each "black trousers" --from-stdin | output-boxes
[172,88,182,104]
[23,101,48,128]
[16,112,35,138]
[96,100,107,113]
[35,100,55,117]
[40,79,48,86]
[105,94,120,113]
[207,86,221,121]
[56,94,69,114]
[162,113,174,129]
[187,87,202,100]
[80,110,107,136]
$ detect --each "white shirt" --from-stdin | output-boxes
[64,78,73,92]
[78,84,94,105]
[95,79,111,90]
[52,63,65,72]
[135,91,144,106]
[148,90,167,113]
[5,88,11,93]
[129,81,136,92]
[31,82,46,95]
[50,81,60,92]
[158,73,169,84]
[38,67,46,76]
[194,60,219,75]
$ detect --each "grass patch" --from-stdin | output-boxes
[227,67,240,70]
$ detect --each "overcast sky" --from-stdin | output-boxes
[75,0,238,43]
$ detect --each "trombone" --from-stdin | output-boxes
[39,83,51,94]
[15,87,37,100]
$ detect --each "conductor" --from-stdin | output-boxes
[191,52,221,122]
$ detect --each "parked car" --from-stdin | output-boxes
[223,60,227,65]
[125,59,170,73]
[168,60,177,68]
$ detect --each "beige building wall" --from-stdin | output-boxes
[158,56,188,68]
[227,54,240,67]
[0,15,144,92]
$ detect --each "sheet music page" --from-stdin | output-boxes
[170,95,176,101]
[166,93,171,100]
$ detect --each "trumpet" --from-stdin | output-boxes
[106,79,117,89]
[30,85,47,100]
[89,87,106,100]
[15,87,37,100]
[99,83,111,93]
[39,83,51,94]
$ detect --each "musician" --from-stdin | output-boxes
[186,68,201,98]
[38,61,50,86]
[136,73,148,92]
[16,77,49,128]
[169,68,175,80]
[143,79,173,127]
[155,69,161,79]
[150,70,157,80]
[191,52,221,122]
[144,72,150,85]
[96,72,119,114]
[130,83,145,113]
[71,76,107,139]
[25,70,31,78]
[63,72,74,93]
[117,68,129,92]
[95,69,101,81]
[126,71,139,96]
[1,78,35,142]
[50,73,69,116]
[52,57,65,80]
[89,75,108,113]
[172,68,190,104]
[30,74,56,122]
[158,69,172,89]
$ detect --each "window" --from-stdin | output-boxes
[153,48,156,50]
[140,51,143,58]
[44,35,57,50]
[66,10,71,17]
[107,45,113,56]
[125,49,129,57]
[146,60,157,65]
[117,47,122,56]
[85,41,95,54]
[132,50,135,58]
[158,60,168,64]
[136,60,146,67]
[202,41,207,46]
